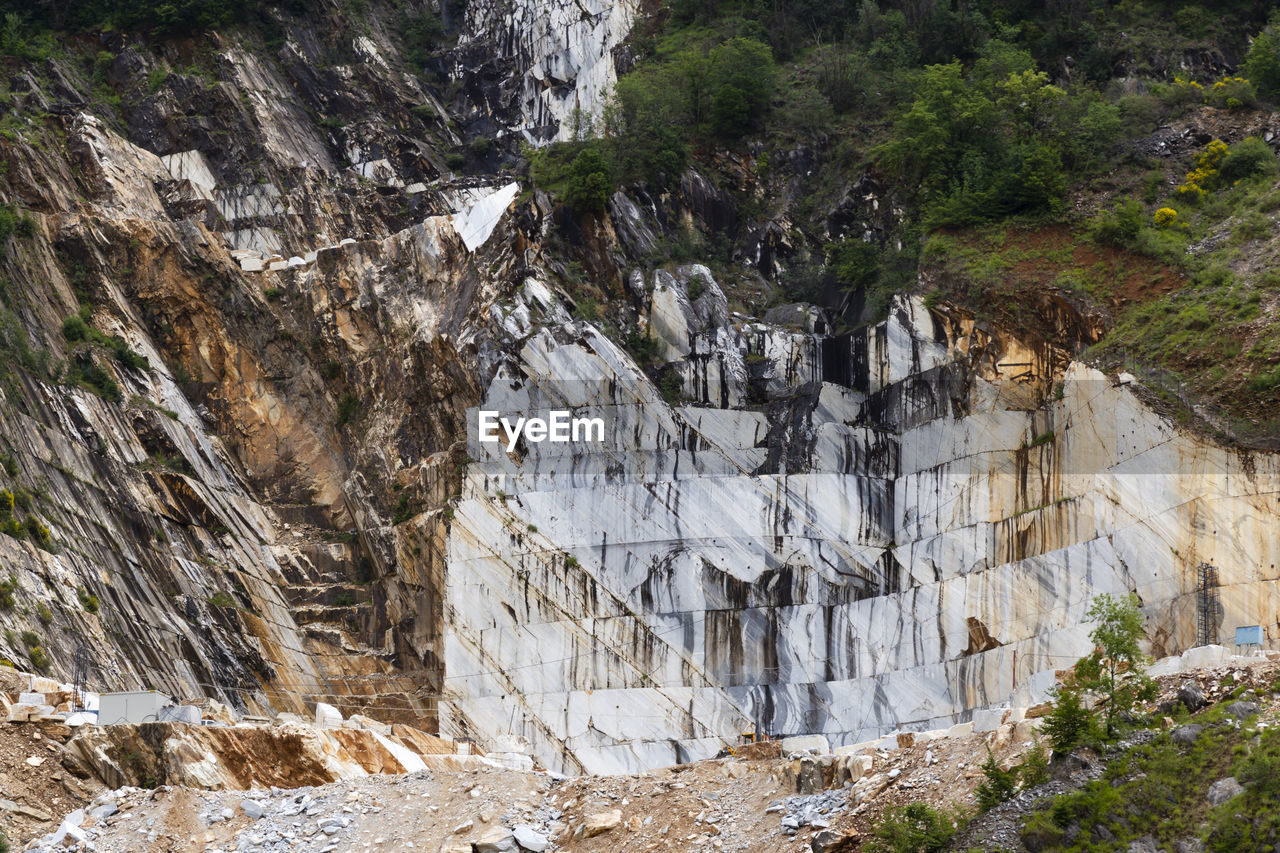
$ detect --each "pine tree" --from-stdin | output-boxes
[975,747,1019,811]
[1042,684,1094,753]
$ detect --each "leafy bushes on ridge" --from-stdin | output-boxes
[872,47,1121,226]
[563,148,614,213]
[8,0,253,36]
[1218,136,1279,183]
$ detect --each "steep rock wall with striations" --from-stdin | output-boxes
[441,268,1280,774]
[0,9,525,725]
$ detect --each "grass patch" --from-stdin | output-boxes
[77,586,99,613]
[1023,699,1263,851]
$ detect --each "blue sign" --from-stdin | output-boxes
[1235,625,1263,646]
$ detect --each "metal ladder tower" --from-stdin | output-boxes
[72,643,90,711]
[1195,562,1221,647]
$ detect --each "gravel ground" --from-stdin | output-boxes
[15,720,1039,853]
[24,659,1275,853]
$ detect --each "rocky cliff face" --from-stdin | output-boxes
[0,6,500,722]
[0,0,1276,779]
[459,0,641,140]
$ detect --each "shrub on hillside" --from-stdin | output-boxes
[975,748,1019,811]
[1089,198,1144,247]
[706,38,776,139]
[1176,139,1229,201]
[1219,136,1279,183]
[1204,75,1257,109]
[1153,207,1181,228]
[867,802,963,853]
[1042,684,1097,752]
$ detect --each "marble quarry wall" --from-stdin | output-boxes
[441,271,1280,774]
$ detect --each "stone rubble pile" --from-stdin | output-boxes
[772,789,847,837]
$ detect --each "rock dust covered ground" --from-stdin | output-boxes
[14,655,1280,852]
[12,720,1040,853]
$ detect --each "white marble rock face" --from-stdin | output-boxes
[441,289,1280,775]
[463,0,643,141]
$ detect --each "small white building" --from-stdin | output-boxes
[98,691,170,725]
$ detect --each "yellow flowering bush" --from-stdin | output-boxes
[1153,207,1181,228]
[1175,139,1228,202]
[1206,76,1256,109]
[1159,76,1204,109]
[1159,76,1255,111]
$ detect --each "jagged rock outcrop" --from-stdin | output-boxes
[65,719,483,789]
[459,0,641,141]
[0,12,507,723]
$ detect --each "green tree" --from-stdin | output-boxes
[971,39,1037,86]
[400,9,445,67]
[1244,13,1280,100]
[1042,684,1095,753]
[705,38,776,139]
[611,69,690,185]
[1009,141,1068,213]
[975,747,1019,811]
[1057,94,1123,171]
[1020,739,1050,788]
[996,69,1066,142]
[872,61,997,197]
[829,238,879,292]
[874,51,1113,226]
[1073,593,1157,737]
[564,148,614,212]
[710,84,751,139]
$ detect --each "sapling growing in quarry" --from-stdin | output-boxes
[1047,593,1158,745]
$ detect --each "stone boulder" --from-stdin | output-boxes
[781,734,830,755]
[835,754,873,785]
[1224,701,1257,720]
[473,825,517,852]
[1207,777,1244,806]
[512,825,549,852]
[582,809,622,837]
[1178,682,1206,712]
[786,754,837,794]
[811,828,857,852]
